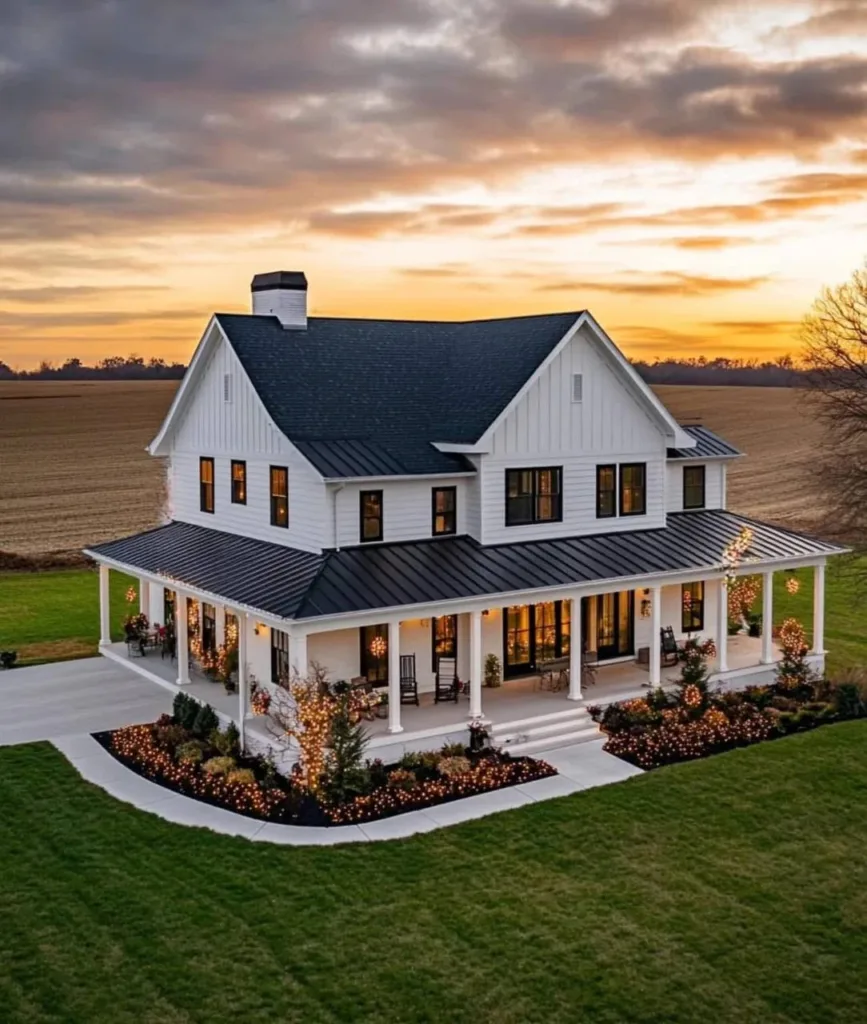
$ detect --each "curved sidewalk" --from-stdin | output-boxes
[51,734,642,845]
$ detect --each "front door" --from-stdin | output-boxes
[503,602,570,678]
[504,605,532,677]
[596,591,634,660]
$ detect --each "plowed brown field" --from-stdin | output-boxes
[0,380,825,556]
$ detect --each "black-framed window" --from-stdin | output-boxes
[163,589,176,631]
[619,463,646,516]
[202,602,216,653]
[360,624,388,685]
[231,460,247,505]
[199,457,214,513]
[432,486,457,536]
[683,465,706,510]
[431,615,458,670]
[596,465,616,519]
[505,467,562,526]
[270,466,288,527]
[271,628,290,684]
[682,581,705,633]
[360,490,383,543]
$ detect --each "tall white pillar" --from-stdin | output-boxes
[717,578,729,673]
[237,612,248,752]
[469,610,483,719]
[176,593,190,685]
[649,585,662,687]
[138,578,150,618]
[98,564,111,647]
[216,605,226,648]
[388,621,403,734]
[291,633,309,679]
[812,563,826,654]
[761,570,774,664]
[568,595,583,701]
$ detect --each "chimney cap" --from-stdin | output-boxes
[251,270,307,293]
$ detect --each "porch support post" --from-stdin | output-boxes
[138,578,150,618]
[176,593,190,686]
[291,633,309,679]
[568,596,582,701]
[388,621,403,734]
[761,570,774,664]
[812,563,826,654]
[237,612,248,752]
[469,610,483,719]
[649,585,662,687]
[98,564,111,647]
[216,604,226,648]
[717,578,729,673]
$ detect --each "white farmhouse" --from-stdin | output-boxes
[87,271,846,758]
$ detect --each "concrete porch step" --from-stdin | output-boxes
[503,723,601,756]
[493,712,591,745]
[489,706,588,735]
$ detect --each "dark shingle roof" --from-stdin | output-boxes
[88,511,845,622]
[215,311,580,477]
[668,424,741,459]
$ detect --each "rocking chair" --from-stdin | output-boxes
[660,626,680,666]
[434,656,459,704]
[399,654,420,706]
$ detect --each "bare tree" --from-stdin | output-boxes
[802,261,867,558]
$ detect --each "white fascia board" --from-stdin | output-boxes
[324,471,476,483]
[666,453,743,463]
[431,442,490,455]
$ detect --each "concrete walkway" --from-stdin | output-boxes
[0,657,172,746]
[52,732,642,845]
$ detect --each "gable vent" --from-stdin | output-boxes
[223,373,233,404]
[571,373,583,403]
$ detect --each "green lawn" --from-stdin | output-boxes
[1,725,866,1023]
[0,569,137,665]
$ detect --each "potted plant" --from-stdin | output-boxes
[375,691,389,719]
[484,653,502,688]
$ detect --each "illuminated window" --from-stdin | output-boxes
[360,490,383,543]
[505,467,562,526]
[199,457,214,513]
[231,460,247,505]
[432,487,457,536]
[270,466,288,527]
[619,463,646,516]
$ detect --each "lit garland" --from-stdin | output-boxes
[727,574,761,621]
[250,684,271,716]
[785,576,800,595]
[126,586,137,604]
[368,635,387,659]
[720,526,755,585]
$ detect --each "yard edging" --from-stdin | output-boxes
[51,733,642,844]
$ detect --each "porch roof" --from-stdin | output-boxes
[86,510,846,623]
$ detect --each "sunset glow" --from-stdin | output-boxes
[2,0,867,369]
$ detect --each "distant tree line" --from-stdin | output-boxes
[633,355,806,387]
[0,355,186,380]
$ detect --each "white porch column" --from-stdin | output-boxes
[388,620,403,734]
[237,612,248,752]
[98,564,111,647]
[717,578,729,673]
[176,593,190,685]
[469,610,483,719]
[649,585,662,687]
[216,605,226,648]
[291,633,309,679]
[138,578,150,618]
[761,570,774,664]
[812,563,826,654]
[568,595,583,701]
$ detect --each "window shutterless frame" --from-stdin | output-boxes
[683,464,706,510]
[432,486,457,536]
[359,490,383,543]
[596,464,616,518]
[505,467,562,526]
[270,466,288,527]
[231,460,247,505]
[431,614,458,670]
[619,462,646,516]
[681,581,705,632]
[199,457,214,513]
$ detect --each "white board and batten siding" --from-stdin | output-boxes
[480,323,668,544]
[169,334,327,553]
[665,461,726,512]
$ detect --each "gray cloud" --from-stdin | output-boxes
[538,272,771,296]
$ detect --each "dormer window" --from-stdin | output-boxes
[432,486,457,536]
[199,457,214,514]
[683,465,706,509]
[505,467,562,526]
[360,490,383,543]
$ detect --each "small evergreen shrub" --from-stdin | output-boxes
[172,692,199,730]
[210,722,240,757]
[227,768,256,785]
[177,741,205,764]
[440,741,466,758]
[192,703,219,739]
[202,756,236,776]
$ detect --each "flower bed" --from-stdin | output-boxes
[94,693,556,827]
[589,627,867,770]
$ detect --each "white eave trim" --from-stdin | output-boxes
[324,471,476,484]
[666,453,743,463]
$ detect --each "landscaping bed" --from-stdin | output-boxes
[95,692,556,827]
[590,623,867,770]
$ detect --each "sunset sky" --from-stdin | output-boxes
[2,0,867,369]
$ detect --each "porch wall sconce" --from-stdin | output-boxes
[253,623,267,636]
[482,610,490,617]
[420,618,430,627]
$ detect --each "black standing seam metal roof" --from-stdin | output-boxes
[668,424,742,459]
[215,310,581,477]
[87,511,845,623]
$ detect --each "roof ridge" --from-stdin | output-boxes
[216,310,583,327]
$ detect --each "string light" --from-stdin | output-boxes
[786,576,800,595]
[125,586,137,604]
[369,635,387,659]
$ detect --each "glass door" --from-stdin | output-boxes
[534,602,559,663]
[504,606,532,676]
[596,591,634,660]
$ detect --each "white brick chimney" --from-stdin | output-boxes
[251,270,307,329]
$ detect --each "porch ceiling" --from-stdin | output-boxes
[86,510,846,624]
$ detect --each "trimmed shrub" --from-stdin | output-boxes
[192,703,219,739]
[386,769,417,791]
[153,722,190,752]
[202,756,236,777]
[210,723,240,757]
[440,741,466,758]
[438,756,471,778]
[227,768,256,785]
[172,692,199,730]
[177,741,205,765]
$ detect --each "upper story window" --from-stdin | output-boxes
[432,486,457,536]
[596,465,616,519]
[231,460,247,505]
[201,602,216,653]
[682,581,704,633]
[505,467,562,527]
[271,628,289,685]
[683,465,706,509]
[360,490,383,543]
[619,463,646,517]
[270,466,288,528]
[199,457,214,514]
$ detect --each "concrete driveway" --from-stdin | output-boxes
[0,656,172,746]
